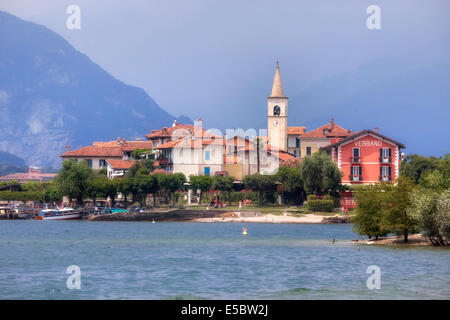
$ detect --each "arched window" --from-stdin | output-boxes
[273,105,281,116]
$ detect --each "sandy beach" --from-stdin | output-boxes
[192,213,342,224]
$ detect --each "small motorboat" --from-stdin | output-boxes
[36,208,80,220]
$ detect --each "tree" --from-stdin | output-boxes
[158,173,186,207]
[301,151,342,195]
[352,183,390,240]
[133,173,158,207]
[104,178,120,207]
[43,184,62,202]
[400,154,440,184]
[408,188,450,246]
[87,176,108,206]
[243,174,277,206]
[126,159,155,178]
[382,177,419,242]
[212,175,235,206]
[189,175,213,204]
[419,154,450,191]
[276,165,304,204]
[56,160,93,206]
[117,177,133,203]
[131,148,153,160]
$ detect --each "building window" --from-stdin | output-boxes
[380,166,391,180]
[86,159,92,168]
[99,159,106,167]
[204,167,210,176]
[351,166,362,181]
[352,148,360,163]
[296,138,300,148]
[273,105,280,116]
[205,150,210,160]
[306,147,311,156]
[293,150,297,157]
[380,148,392,163]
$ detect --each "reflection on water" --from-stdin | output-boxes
[0,221,449,299]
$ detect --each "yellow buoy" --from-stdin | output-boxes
[242,227,248,235]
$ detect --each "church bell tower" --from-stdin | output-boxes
[267,60,288,151]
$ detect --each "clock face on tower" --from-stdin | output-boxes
[273,120,279,127]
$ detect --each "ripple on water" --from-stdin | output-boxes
[0,221,449,299]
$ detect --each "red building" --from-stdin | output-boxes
[322,129,405,184]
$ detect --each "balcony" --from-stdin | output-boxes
[157,158,171,165]
[350,156,360,164]
[379,176,392,182]
[349,174,362,182]
[380,156,392,164]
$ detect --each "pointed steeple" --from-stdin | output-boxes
[270,59,286,98]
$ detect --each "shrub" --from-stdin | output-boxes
[0,191,44,202]
[221,191,259,204]
[306,199,334,212]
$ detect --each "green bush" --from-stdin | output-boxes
[307,194,317,202]
[221,191,260,204]
[0,191,44,201]
[306,199,334,212]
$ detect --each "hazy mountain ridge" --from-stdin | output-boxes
[0,11,190,168]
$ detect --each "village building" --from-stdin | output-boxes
[56,60,405,188]
[287,126,305,158]
[151,119,224,177]
[60,138,152,170]
[106,160,137,179]
[267,60,289,152]
[297,119,353,158]
[322,129,405,184]
[0,166,57,183]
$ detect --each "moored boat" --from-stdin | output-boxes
[36,208,81,220]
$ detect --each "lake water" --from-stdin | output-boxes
[0,221,449,300]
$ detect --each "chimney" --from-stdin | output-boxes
[374,127,379,133]
[122,138,126,145]
[172,120,177,127]
[65,145,70,152]
[330,118,335,130]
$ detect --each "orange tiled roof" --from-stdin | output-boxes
[321,129,406,150]
[287,127,306,135]
[146,123,194,139]
[301,120,352,139]
[276,151,298,163]
[93,140,153,151]
[155,136,223,149]
[61,146,123,158]
[146,123,220,140]
[0,172,57,181]
[106,160,137,169]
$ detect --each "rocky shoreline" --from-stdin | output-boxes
[88,209,225,222]
[361,234,434,246]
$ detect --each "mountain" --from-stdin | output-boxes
[289,37,450,157]
[0,11,191,168]
[0,150,27,177]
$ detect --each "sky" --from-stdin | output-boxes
[1,0,449,154]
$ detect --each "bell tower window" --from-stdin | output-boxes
[273,105,281,116]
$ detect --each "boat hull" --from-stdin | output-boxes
[38,213,81,220]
